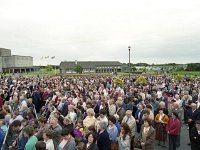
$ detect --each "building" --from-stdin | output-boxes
[60,61,122,74]
[0,48,33,73]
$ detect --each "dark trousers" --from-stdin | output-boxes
[189,124,195,142]
[169,134,178,150]
[131,136,135,150]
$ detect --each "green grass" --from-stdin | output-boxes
[169,71,200,77]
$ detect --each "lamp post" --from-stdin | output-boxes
[128,46,131,80]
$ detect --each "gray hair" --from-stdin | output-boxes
[99,121,107,130]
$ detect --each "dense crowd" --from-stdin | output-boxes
[0,74,200,150]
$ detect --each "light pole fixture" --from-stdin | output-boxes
[128,46,131,80]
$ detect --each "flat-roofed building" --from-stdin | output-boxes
[60,61,122,74]
[0,48,33,73]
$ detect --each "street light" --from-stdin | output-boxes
[128,46,131,80]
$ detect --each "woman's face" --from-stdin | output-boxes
[43,133,48,141]
[88,134,94,144]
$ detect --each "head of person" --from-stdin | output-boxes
[138,103,144,110]
[63,117,72,125]
[43,129,53,141]
[121,123,131,137]
[158,108,164,115]
[11,120,21,132]
[61,128,72,140]
[173,102,179,109]
[108,116,116,126]
[86,132,97,144]
[126,110,132,118]
[98,121,107,131]
[38,116,47,127]
[99,109,107,118]
[196,120,200,130]
[143,109,150,120]
[159,101,166,109]
[172,111,179,120]
[23,125,35,138]
[50,117,58,128]
[86,108,95,117]
[35,141,46,150]
[144,119,152,127]
[191,103,197,110]
[68,105,75,112]
[146,104,153,111]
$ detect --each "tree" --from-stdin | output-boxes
[135,76,148,85]
[46,65,53,72]
[74,65,83,74]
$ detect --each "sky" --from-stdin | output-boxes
[0,0,200,65]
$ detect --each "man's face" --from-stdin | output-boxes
[196,123,200,130]
[143,113,149,119]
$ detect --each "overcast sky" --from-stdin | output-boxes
[0,0,200,65]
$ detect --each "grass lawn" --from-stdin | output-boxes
[169,71,200,77]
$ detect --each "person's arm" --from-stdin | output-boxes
[118,135,131,149]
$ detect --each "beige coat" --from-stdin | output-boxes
[140,125,155,150]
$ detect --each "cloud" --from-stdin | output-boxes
[0,0,200,65]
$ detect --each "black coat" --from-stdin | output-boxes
[61,102,68,117]
[96,130,111,150]
[191,127,200,150]
[86,143,99,150]
[187,109,200,127]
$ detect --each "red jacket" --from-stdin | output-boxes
[166,118,181,136]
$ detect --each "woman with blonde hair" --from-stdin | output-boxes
[83,108,96,128]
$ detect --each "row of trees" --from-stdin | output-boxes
[186,63,200,71]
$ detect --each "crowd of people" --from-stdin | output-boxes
[0,74,200,150]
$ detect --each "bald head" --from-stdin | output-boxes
[191,103,197,110]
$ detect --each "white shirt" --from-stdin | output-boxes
[45,139,55,150]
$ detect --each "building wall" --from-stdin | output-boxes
[2,55,33,68]
[12,55,33,67]
[0,48,11,56]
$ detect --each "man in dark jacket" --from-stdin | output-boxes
[32,89,41,113]
[191,120,200,150]
[187,103,200,145]
[96,121,110,150]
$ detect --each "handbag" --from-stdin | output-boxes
[110,142,119,150]
[134,137,142,149]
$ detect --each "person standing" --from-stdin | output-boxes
[23,126,38,150]
[187,103,199,145]
[117,123,131,150]
[191,120,200,150]
[166,111,181,150]
[140,119,155,150]
[96,121,110,150]
[122,110,136,149]
[155,108,169,146]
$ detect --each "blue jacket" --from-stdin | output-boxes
[0,128,5,149]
